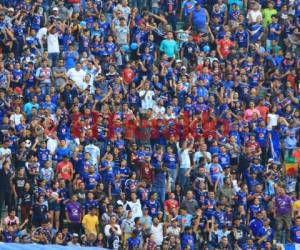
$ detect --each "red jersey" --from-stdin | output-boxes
[218,39,234,58]
[56,161,73,181]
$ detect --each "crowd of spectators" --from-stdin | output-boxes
[0,0,299,249]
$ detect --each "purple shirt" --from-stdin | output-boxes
[275,195,292,215]
[65,202,81,223]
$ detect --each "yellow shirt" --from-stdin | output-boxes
[82,214,99,236]
[293,200,300,211]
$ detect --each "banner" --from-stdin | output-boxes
[0,243,107,250]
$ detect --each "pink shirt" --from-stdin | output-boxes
[4,216,19,226]
[244,108,261,121]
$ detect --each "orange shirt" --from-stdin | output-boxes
[292,148,300,164]
[256,105,269,121]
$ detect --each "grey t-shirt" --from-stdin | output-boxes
[52,66,67,88]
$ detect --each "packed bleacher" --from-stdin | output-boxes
[0,0,299,249]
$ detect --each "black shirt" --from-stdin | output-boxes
[0,169,12,191]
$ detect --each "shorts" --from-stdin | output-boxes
[230,157,238,166]
[49,201,61,211]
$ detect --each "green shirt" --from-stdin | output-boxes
[262,8,277,27]
[159,39,178,58]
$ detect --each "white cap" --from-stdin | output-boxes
[52,7,59,11]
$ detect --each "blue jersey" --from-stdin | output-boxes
[249,204,262,219]
[204,198,216,218]
[214,210,225,227]
[31,14,42,30]
[79,35,90,53]
[145,199,160,217]
[182,0,196,17]
[150,152,163,169]
[249,23,264,43]
[211,9,225,24]
[62,34,75,51]
[57,123,70,140]
[236,191,247,207]
[114,139,125,150]
[98,21,110,38]
[37,148,50,167]
[117,167,130,184]
[268,23,281,40]
[84,199,99,213]
[163,153,177,169]
[181,233,195,250]
[111,180,122,196]
[100,160,115,181]
[235,30,249,48]
[58,188,70,204]
[257,226,274,247]
[249,218,263,237]
[209,146,220,155]
[124,178,138,195]
[42,102,56,113]
[127,236,140,250]
[209,163,223,182]
[219,153,230,169]
[254,127,268,147]
[55,147,71,161]
[83,173,101,190]
[249,163,264,174]
[12,69,23,85]
[290,226,300,243]
[229,130,241,145]
[194,189,208,206]
[247,177,261,192]
[105,42,116,55]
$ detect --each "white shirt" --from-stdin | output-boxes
[114,4,131,21]
[179,148,191,169]
[47,137,58,155]
[47,33,60,53]
[139,90,155,110]
[267,113,279,129]
[0,147,11,169]
[67,68,86,86]
[153,105,166,118]
[10,113,23,126]
[84,144,100,166]
[247,10,262,23]
[194,151,211,165]
[125,199,143,219]
[104,224,122,237]
[150,223,163,246]
[36,27,47,42]
[115,25,129,45]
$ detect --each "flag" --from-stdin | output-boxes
[281,244,300,250]
[269,130,281,163]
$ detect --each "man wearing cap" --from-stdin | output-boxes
[68,233,80,246]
